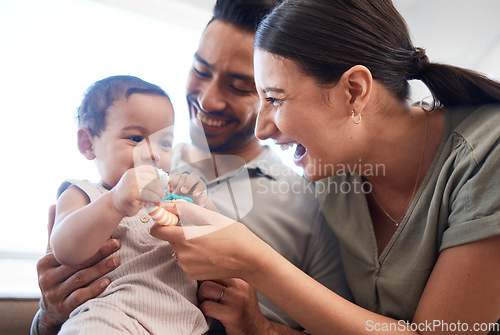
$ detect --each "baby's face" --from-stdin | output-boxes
[93,93,175,188]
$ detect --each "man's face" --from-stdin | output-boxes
[186,19,260,154]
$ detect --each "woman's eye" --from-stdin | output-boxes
[128,136,143,143]
[265,97,281,107]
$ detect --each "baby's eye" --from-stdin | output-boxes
[160,140,172,149]
[128,136,143,143]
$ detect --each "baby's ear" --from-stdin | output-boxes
[77,127,95,160]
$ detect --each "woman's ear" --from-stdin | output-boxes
[341,65,372,113]
[77,128,95,160]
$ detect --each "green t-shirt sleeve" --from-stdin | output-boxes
[441,130,500,251]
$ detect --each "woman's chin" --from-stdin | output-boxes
[303,172,322,182]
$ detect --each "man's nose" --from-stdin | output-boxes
[197,80,226,112]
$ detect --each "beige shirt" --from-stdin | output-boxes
[57,180,208,335]
[317,104,500,320]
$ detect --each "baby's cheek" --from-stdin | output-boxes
[162,154,172,172]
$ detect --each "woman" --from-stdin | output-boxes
[150,0,500,333]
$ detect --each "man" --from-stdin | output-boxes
[32,1,351,334]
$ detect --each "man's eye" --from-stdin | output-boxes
[230,85,253,95]
[193,67,210,78]
[128,136,143,143]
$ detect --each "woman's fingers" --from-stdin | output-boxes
[149,224,186,244]
[155,201,235,240]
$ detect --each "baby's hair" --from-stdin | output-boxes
[78,75,170,137]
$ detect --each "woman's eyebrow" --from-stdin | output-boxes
[263,87,285,94]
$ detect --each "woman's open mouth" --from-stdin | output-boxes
[277,141,307,165]
[294,143,306,160]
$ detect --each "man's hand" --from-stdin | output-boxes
[198,279,303,335]
[169,172,218,212]
[36,205,121,335]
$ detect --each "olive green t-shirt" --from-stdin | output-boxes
[317,104,500,321]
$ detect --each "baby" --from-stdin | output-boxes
[50,75,211,334]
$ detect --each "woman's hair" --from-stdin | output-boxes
[78,75,170,137]
[255,0,500,108]
[209,0,281,33]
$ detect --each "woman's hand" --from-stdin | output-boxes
[149,201,265,281]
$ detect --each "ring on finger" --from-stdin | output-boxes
[216,285,225,303]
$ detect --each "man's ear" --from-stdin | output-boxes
[77,128,95,160]
[341,65,372,113]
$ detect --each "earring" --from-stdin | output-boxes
[351,110,362,124]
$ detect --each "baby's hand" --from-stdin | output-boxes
[112,166,164,217]
[169,173,217,212]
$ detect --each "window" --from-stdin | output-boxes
[0,0,208,297]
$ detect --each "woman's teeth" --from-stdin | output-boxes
[198,113,228,127]
[280,142,297,151]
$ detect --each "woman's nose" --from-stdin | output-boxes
[197,80,226,112]
[255,106,279,140]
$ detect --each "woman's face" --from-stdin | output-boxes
[254,49,353,181]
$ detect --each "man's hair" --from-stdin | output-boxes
[210,0,281,32]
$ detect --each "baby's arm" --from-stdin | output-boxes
[50,166,159,266]
[50,186,124,266]
[169,173,217,212]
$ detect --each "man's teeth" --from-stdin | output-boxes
[280,142,297,151]
[198,113,228,127]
